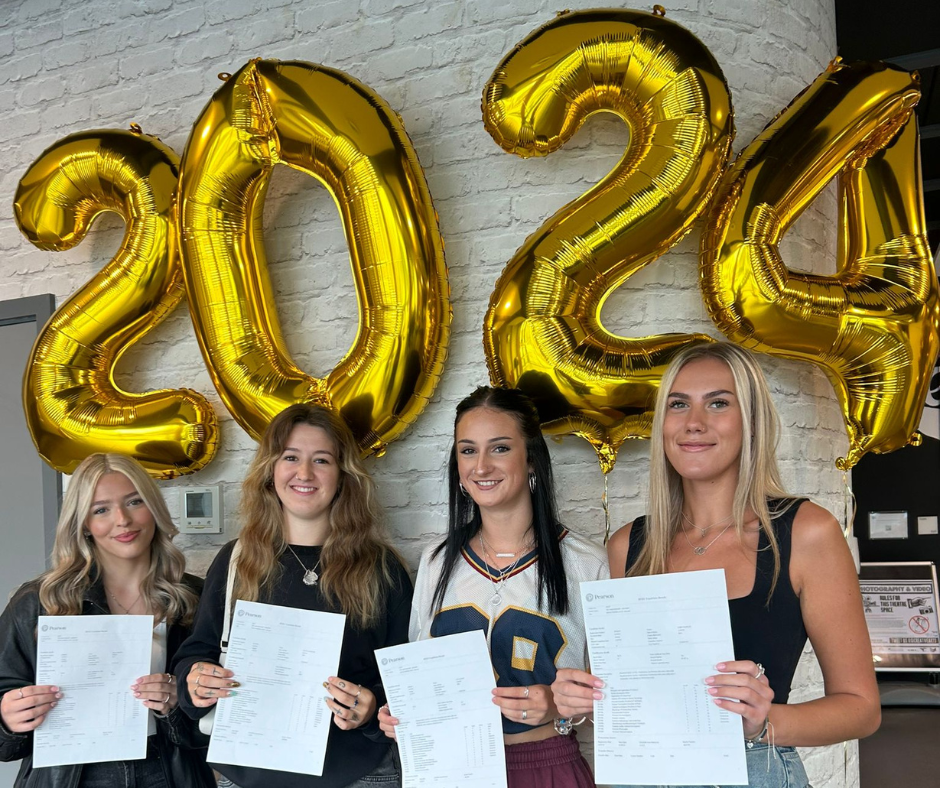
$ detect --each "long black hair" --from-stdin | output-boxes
[430,386,569,616]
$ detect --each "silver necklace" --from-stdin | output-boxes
[107,588,142,614]
[478,534,527,607]
[681,510,734,536]
[286,544,322,586]
[681,521,735,556]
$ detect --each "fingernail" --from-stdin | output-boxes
[705,676,715,684]
[55,692,63,699]
[593,680,605,688]
[51,686,59,692]
[227,690,237,697]
[708,687,718,695]
[134,691,141,697]
[716,663,726,670]
[322,681,329,689]
[51,701,57,707]
[592,691,603,700]
[713,698,723,706]
[229,681,241,688]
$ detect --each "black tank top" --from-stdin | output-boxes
[625,499,808,704]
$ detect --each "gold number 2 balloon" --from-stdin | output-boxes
[701,60,940,470]
[482,8,733,472]
[13,128,219,478]
[178,59,450,454]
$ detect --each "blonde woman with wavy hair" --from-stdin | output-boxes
[0,453,213,788]
[552,342,881,788]
[174,403,412,788]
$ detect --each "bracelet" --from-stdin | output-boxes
[553,716,589,736]
[745,716,769,747]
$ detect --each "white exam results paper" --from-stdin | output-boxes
[207,600,346,776]
[582,570,748,786]
[376,630,507,788]
[34,614,153,767]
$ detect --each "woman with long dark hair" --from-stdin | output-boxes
[379,386,608,787]
[173,403,412,788]
[0,453,212,788]
[552,342,881,788]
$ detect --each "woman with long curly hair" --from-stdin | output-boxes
[379,386,608,788]
[174,403,412,788]
[552,342,881,788]
[0,453,213,788]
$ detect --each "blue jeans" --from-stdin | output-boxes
[610,744,810,788]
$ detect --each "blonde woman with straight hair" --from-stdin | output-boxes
[174,403,412,788]
[0,453,213,788]
[552,342,881,788]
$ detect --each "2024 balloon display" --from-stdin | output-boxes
[13,10,939,477]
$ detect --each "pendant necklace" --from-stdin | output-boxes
[681,510,734,536]
[107,588,143,614]
[478,534,528,607]
[286,544,322,586]
[681,520,735,556]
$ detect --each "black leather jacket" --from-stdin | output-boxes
[0,574,215,788]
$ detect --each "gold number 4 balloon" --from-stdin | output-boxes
[482,8,733,473]
[701,60,940,470]
[13,128,219,479]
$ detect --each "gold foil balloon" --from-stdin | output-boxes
[177,59,450,454]
[481,8,733,472]
[13,128,219,478]
[701,60,940,470]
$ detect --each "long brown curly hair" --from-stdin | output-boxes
[235,403,403,629]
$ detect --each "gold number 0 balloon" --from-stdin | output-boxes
[13,129,219,478]
[178,59,450,453]
[481,9,733,472]
[701,61,940,470]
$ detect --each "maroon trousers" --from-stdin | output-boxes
[506,732,595,788]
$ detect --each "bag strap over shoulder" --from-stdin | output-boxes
[220,540,242,654]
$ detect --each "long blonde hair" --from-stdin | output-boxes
[38,453,198,625]
[235,404,402,629]
[628,343,793,593]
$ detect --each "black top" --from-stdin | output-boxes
[0,574,214,788]
[625,499,808,704]
[173,541,413,788]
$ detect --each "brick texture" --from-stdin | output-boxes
[0,1,853,784]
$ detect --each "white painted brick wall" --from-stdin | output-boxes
[1,0,856,784]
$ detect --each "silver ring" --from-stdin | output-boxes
[166,673,173,684]
[18,689,24,699]
[195,675,201,687]
[523,686,529,698]
[754,663,765,679]
[522,709,527,721]
[355,686,362,698]
[163,693,170,704]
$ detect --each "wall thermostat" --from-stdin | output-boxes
[178,486,222,533]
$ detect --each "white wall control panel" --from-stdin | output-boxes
[178,485,222,533]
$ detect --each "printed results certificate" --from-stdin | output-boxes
[582,571,748,786]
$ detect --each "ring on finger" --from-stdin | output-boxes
[163,693,170,704]
[166,673,173,684]
[523,686,529,699]
[754,663,765,680]
[18,689,24,699]
[522,709,528,721]
[355,685,362,698]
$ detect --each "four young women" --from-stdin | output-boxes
[0,344,882,788]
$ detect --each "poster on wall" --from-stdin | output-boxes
[860,562,940,670]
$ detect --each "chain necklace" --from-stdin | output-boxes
[478,533,531,607]
[106,588,143,614]
[681,510,734,536]
[285,544,322,586]
[680,520,736,556]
